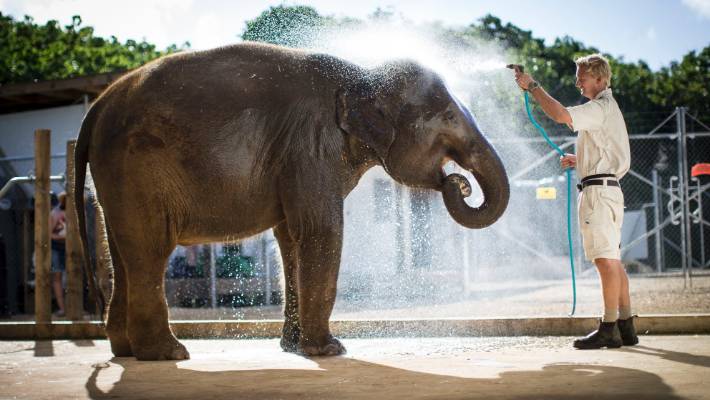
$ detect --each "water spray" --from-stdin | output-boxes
[507,64,577,316]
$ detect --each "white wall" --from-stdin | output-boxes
[0,104,87,196]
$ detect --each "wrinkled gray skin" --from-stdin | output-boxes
[74,42,509,361]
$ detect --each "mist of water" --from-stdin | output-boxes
[166,18,579,320]
[257,18,579,318]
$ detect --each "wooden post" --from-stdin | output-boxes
[34,129,51,338]
[65,140,84,320]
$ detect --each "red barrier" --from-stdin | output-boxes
[691,163,710,177]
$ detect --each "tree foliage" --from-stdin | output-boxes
[242,9,709,131]
[241,5,334,48]
[0,13,185,84]
[2,8,707,130]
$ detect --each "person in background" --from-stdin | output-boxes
[513,54,638,349]
[50,191,67,317]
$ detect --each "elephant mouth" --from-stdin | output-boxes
[439,158,473,198]
[438,154,509,229]
[443,171,473,198]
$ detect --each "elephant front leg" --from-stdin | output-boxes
[273,222,300,352]
[295,224,346,356]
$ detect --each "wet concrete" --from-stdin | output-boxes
[3,315,710,340]
[1,336,709,399]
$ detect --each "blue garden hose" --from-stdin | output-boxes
[523,91,577,316]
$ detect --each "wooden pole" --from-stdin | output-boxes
[65,140,84,321]
[34,129,51,338]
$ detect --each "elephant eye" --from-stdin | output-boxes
[443,110,456,121]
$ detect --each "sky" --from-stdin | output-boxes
[1,0,709,70]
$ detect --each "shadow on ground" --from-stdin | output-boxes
[85,355,683,400]
[621,345,710,369]
[31,339,96,357]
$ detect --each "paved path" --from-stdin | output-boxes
[2,336,709,399]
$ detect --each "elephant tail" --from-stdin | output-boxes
[74,106,107,319]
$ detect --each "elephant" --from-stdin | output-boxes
[74,41,510,361]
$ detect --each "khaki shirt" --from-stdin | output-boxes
[566,88,631,180]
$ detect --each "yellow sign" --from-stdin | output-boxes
[536,187,557,200]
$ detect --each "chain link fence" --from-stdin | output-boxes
[493,107,710,284]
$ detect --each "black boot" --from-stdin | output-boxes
[573,320,622,349]
[617,316,639,346]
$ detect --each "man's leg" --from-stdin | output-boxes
[617,262,631,318]
[616,261,639,345]
[573,257,623,349]
[595,258,620,322]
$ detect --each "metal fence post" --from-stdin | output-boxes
[395,184,404,273]
[680,107,694,288]
[462,228,470,294]
[676,107,693,288]
[262,234,272,305]
[691,178,705,268]
[22,210,32,316]
[209,243,217,308]
[652,169,663,272]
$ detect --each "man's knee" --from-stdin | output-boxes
[594,257,619,269]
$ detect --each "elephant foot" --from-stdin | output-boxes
[298,334,346,357]
[109,336,134,357]
[280,324,301,353]
[131,336,190,361]
[106,327,133,357]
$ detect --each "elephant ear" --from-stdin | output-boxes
[336,84,395,161]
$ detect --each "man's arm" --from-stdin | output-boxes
[515,72,572,127]
[529,87,572,127]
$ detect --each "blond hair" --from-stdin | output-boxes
[575,53,612,87]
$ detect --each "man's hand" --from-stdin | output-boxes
[512,68,573,126]
[560,153,577,169]
[514,70,534,91]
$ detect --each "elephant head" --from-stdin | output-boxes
[337,61,510,229]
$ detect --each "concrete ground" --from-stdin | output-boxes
[4,275,708,323]
[164,275,710,321]
[1,336,709,399]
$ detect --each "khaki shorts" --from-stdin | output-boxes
[577,184,624,261]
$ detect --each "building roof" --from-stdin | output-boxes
[0,71,125,114]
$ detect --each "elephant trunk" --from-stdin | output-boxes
[441,142,510,229]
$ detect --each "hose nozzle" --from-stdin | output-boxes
[506,64,524,73]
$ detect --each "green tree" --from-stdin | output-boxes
[655,47,710,124]
[240,6,709,129]
[0,13,186,84]
[241,5,334,47]
[465,14,539,50]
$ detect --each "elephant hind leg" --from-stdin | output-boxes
[274,222,300,352]
[104,210,188,361]
[104,222,132,357]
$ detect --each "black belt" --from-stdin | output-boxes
[577,174,619,191]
